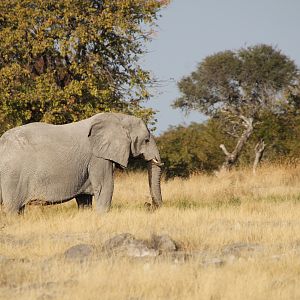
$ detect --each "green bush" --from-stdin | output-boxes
[157,120,233,178]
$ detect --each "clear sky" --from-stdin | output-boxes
[142,0,300,134]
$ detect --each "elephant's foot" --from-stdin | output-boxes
[144,202,160,212]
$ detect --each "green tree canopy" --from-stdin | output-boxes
[0,0,168,132]
[174,44,298,118]
[173,44,300,170]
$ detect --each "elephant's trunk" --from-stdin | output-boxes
[147,160,163,208]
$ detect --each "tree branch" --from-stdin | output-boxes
[220,144,230,156]
[253,139,266,174]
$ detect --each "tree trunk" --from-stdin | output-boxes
[220,116,254,171]
[253,139,266,174]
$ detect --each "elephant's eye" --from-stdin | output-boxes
[145,138,150,143]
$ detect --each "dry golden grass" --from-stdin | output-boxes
[1,164,300,299]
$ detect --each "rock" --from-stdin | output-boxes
[125,243,158,258]
[37,294,55,300]
[64,244,94,261]
[201,257,225,267]
[103,233,158,258]
[222,243,263,258]
[102,233,135,251]
[165,251,192,264]
[151,234,177,252]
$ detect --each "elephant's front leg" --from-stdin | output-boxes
[89,158,114,213]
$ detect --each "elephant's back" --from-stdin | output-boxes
[0,122,87,152]
[0,114,100,151]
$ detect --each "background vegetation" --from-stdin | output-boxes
[0,0,168,132]
[1,2,300,178]
[157,112,300,178]
[158,44,300,177]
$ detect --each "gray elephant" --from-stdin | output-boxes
[0,113,163,214]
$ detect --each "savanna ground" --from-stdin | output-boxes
[1,164,300,299]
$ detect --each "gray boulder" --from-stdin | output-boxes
[151,234,177,252]
[64,244,94,261]
[222,243,263,262]
[103,233,158,258]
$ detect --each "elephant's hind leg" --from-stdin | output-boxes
[75,194,92,209]
[1,177,26,215]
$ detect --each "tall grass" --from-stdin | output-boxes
[1,164,300,299]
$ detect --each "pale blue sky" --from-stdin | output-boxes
[142,0,300,134]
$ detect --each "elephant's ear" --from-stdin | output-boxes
[88,114,131,168]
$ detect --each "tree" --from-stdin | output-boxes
[156,113,300,179]
[157,120,231,178]
[0,0,169,132]
[173,44,299,170]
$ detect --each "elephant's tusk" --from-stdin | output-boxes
[152,159,164,167]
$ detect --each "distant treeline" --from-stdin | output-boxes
[155,113,300,178]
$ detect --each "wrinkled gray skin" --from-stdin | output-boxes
[0,113,163,214]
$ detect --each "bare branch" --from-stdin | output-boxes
[225,131,240,138]
[219,116,254,171]
[220,144,230,156]
[255,139,266,153]
[239,115,253,129]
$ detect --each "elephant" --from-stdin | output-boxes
[0,113,163,214]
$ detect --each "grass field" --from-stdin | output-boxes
[1,164,300,299]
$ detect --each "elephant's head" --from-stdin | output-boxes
[88,113,163,208]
